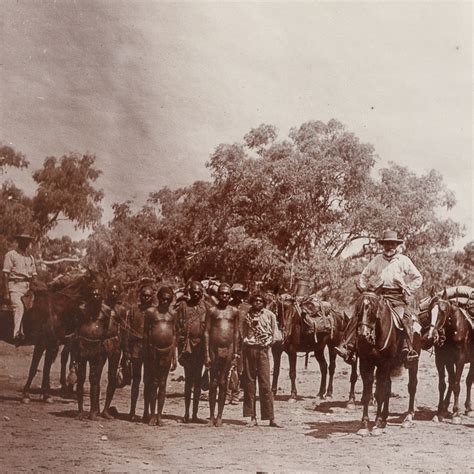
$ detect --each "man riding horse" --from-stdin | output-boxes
[2,234,38,344]
[336,230,422,366]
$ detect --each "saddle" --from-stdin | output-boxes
[298,296,334,341]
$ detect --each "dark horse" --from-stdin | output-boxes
[271,298,358,406]
[0,272,93,403]
[355,291,420,435]
[427,293,473,423]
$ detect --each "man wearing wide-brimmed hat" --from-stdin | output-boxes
[336,230,423,365]
[2,234,37,343]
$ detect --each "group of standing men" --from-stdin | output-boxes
[69,279,283,428]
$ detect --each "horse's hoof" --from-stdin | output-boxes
[43,396,53,404]
[346,401,356,410]
[465,410,474,417]
[452,416,462,425]
[356,428,370,437]
[288,397,297,404]
[401,420,414,429]
[21,396,30,404]
[432,415,441,423]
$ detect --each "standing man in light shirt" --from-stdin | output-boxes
[241,292,282,428]
[336,230,423,365]
[2,234,37,343]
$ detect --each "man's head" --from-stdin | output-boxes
[14,234,34,251]
[188,281,204,302]
[108,284,121,303]
[250,292,266,312]
[139,285,155,306]
[157,286,174,307]
[87,284,102,306]
[378,230,403,259]
[231,283,248,303]
[217,283,231,305]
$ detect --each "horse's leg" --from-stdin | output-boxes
[465,361,474,416]
[60,344,68,390]
[326,345,336,399]
[22,344,45,403]
[288,351,297,400]
[271,345,282,396]
[314,346,328,399]
[373,366,385,430]
[451,355,466,424]
[41,344,59,403]
[402,359,418,428]
[445,361,456,415]
[434,355,446,422]
[76,359,87,420]
[347,357,358,409]
[357,358,374,435]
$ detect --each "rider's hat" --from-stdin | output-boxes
[377,230,403,244]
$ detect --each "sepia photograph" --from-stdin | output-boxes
[0,0,472,471]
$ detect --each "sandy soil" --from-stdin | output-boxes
[1,343,473,472]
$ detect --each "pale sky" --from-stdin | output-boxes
[1,1,472,247]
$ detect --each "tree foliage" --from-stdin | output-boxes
[0,144,29,173]
[85,202,161,287]
[33,153,103,233]
[148,119,463,300]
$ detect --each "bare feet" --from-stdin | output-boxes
[215,417,223,427]
[43,395,54,404]
[88,411,99,421]
[269,419,283,428]
[101,409,114,420]
[157,418,164,427]
[182,414,190,424]
[207,417,216,427]
[76,411,85,421]
[247,418,258,427]
[148,415,157,426]
[21,394,30,404]
[129,413,141,423]
[191,416,207,424]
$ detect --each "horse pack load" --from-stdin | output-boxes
[299,296,335,341]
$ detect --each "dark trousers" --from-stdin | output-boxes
[242,345,274,420]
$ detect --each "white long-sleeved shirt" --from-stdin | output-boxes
[359,253,422,294]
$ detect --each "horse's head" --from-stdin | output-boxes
[428,291,466,346]
[354,292,382,346]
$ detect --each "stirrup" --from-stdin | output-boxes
[405,350,419,362]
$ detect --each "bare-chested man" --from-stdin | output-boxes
[125,285,154,422]
[204,283,240,427]
[73,284,111,421]
[176,281,209,423]
[143,286,177,426]
[102,283,128,420]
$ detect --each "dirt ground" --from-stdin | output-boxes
[1,343,473,473]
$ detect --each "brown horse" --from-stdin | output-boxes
[355,291,420,435]
[271,298,358,406]
[0,272,94,402]
[427,293,473,423]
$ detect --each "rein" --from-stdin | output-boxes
[357,293,394,352]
